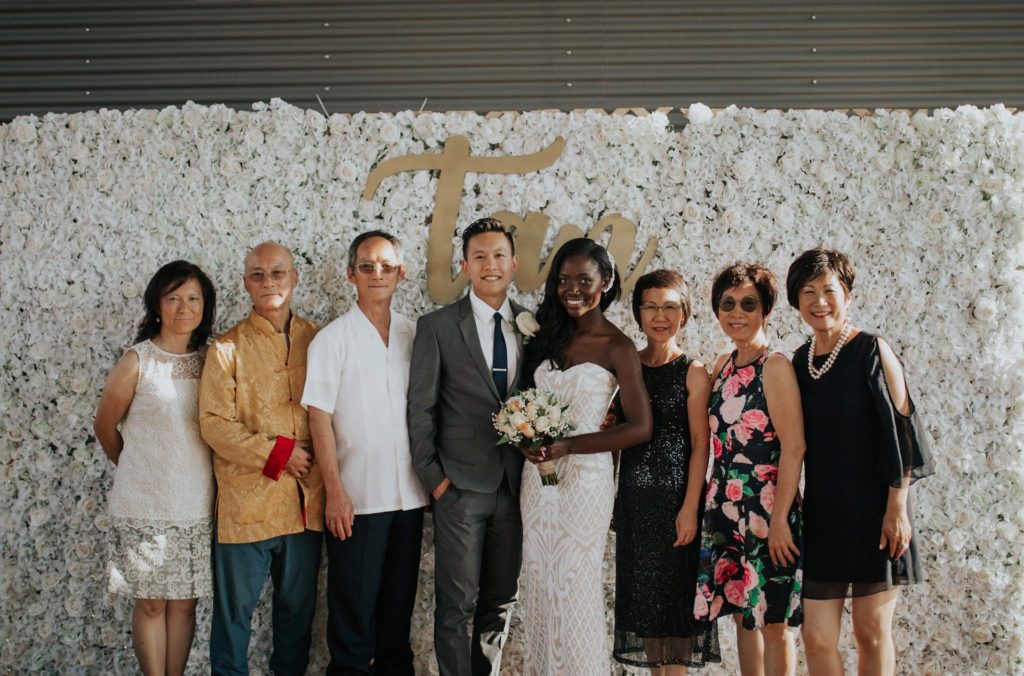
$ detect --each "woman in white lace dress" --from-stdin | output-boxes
[519,238,653,675]
[94,260,216,676]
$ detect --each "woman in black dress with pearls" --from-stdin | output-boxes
[786,248,933,676]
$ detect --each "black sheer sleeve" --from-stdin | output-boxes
[867,336,936,487]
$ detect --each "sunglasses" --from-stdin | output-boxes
[719,295,761,313]
[354,262,400,275]
[245,269,293,284]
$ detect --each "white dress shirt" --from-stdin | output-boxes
[301,306,428,514]
[468,289,519,384]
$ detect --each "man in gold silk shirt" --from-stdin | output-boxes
[200,241,324,676]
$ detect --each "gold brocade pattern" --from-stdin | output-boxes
[199,311,324,544]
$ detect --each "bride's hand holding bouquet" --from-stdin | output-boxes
[493,388,574,486]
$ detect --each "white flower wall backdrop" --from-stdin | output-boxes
[1,100,1022,674]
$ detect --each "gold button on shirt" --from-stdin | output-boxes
[199,311,325,544]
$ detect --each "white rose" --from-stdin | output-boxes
[815,161,837,184]
[944,527,967,552]
[244,126,264,147]
[182,106,204,129]
[286,163,307,184]
[624,164,647,186]
[682,201,701,222]
[64,597,85,618]
[773,204,795,227]
[970,627,993,644]
[986,653,1008,672]
[95,169,114,192]
[481,117,504,145]
[973,298,997,322]
[732,158,755,182]
[719,207,739,228]
[220,156,240,177]
[683,220,704,241]
[515,311,539,338]
[224,191,247,213]
[981,176,1001,193]
[335,161,358,183]
[13,120,38,143]
[379,120,401,144]
[779,150,802,175]
[686,103,713,124]
[910,110,932,131]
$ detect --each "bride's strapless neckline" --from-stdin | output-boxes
[545,361,616,381]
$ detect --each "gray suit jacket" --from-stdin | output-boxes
[408,294,528,496]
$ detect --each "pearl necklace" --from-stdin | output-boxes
[807,324,852,380]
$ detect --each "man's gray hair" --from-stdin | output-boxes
[347,230,403,269]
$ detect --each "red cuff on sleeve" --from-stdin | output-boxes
[262,436,295,481]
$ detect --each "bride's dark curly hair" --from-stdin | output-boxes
[524,238,621,381]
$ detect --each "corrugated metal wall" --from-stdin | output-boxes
[1,0,1022,121]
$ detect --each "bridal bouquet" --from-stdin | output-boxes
[493,388,574,486]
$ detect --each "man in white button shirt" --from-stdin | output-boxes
[303,230,428,675]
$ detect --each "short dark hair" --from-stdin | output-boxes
[785,247,856,309]
[347,229,402,270]
[710,262,778,316]
[461,217,515,258]
[135,260,216,350]
[631,269,692,326]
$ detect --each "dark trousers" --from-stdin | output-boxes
[431,478,522,676]
[210,529,322,676]
[325,509,424,676]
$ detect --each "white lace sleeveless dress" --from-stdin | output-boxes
[520,361,619,676]
[106,340,214,598]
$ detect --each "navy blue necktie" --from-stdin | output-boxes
[491,311,508,399]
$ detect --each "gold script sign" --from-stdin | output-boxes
[363,135,658,304]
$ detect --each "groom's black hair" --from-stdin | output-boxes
[461,217,515,258]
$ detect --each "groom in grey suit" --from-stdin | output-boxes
[408,217,527,676]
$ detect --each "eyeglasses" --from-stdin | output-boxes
[245,269,293,284]
[640,303,683,315]
[355,262,400,276]
[719,296,761,312]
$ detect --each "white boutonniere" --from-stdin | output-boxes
[514,311,539,343]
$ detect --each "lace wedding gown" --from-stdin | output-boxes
[520,361,619,675]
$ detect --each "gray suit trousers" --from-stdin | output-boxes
[432,479,522,676]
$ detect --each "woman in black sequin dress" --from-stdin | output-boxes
[613,270,720,672]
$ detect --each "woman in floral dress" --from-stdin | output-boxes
[695,263,805,676]
[94,260,216,676]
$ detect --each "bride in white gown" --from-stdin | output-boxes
[519,238,653,675]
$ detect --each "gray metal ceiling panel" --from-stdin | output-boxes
[1,1,1021,120]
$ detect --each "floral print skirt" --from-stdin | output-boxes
[107,516,213,599]
[694,494,803,630]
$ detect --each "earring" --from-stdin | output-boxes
[156,317,161,323]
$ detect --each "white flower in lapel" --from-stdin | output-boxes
[514,311,539,343]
